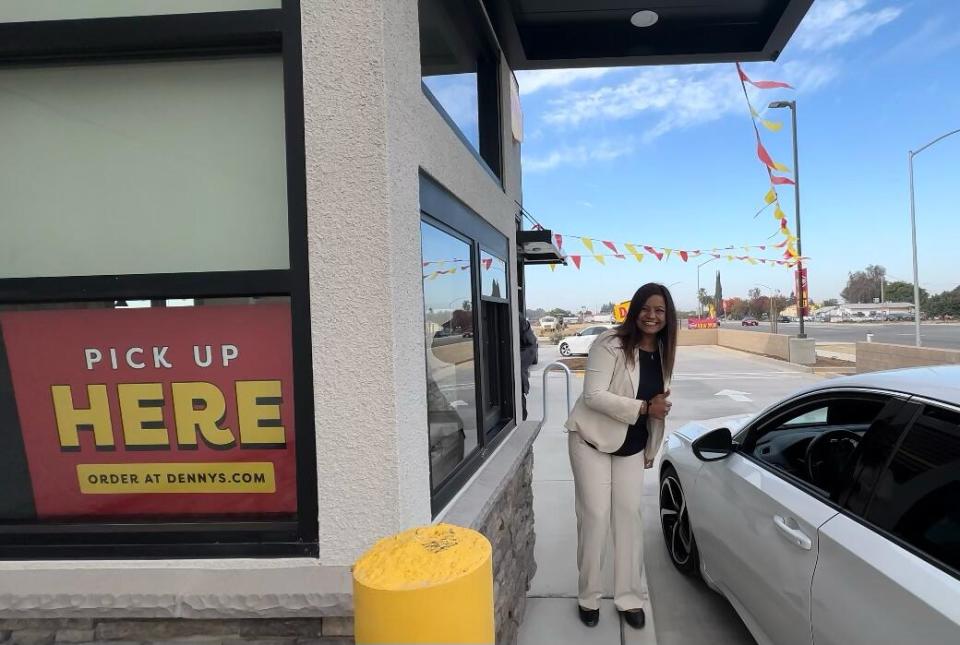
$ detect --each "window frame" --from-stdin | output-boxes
[0,2,318,559]
[420,173,515,515]
[418,0,504,184]
[860,397,960,580]
[735,388,911,505]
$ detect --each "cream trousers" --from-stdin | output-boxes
[568,430,646,611]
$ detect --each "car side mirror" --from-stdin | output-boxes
[575,332,581,336]
[692,427,735,462]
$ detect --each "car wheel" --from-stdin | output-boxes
[660,465,700,576]
[559,343,571,357]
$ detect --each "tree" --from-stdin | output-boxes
[726,297,749,319]
[925,286,960,318]
[714,271,724,317]
[821,298,839,307]
[600,302,615,313]
[841,264,886,303]
[547,307,573,318]
[697,288,714,308]
[884,280,928,305]
[748,287,762,300]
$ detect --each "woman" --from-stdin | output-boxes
[564,283,677,629]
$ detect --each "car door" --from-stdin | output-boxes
[812,399,960,645]
[691,392,906,645]
[571,327,600,354]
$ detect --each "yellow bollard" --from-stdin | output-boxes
[353,523,494,644]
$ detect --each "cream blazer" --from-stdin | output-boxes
[564,329,670,455]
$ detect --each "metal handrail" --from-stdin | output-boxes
[541,361,573,426]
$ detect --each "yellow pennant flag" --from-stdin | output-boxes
[581,237,595,253]
[594,255,605,265]
[727,255,734,262]
[428,272,439,281]
[663,248,673,260]
[750,105,760,118]
[449,267,457,274]
[761,119,783,132]
[774,206,786,220]
[764,188,777,204]
[773,162,792,173]
[548,264,556,272]
[747,258,759,265]
[624,243,644,262]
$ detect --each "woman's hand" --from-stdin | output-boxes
[644,458,655,469]
[647,390,672,419]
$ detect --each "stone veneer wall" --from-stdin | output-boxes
[475,450,536,645]
[0,617,352,645]
[0,450,536,645]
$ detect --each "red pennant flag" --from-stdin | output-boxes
[602,240,625,259]
[555,233,563,250]
[570,255,582,269]
[736,63,793,90]
[780,218,789,230]
[422,261,430,267]
[643,245,664,261]
[482,258,493,270]
[757,141,776,169]
[770,175,796,185]
[760,245,766,251]
[679,250,689,262]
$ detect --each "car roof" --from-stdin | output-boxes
[801,365,960,407]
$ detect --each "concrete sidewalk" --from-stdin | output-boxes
[518,344,823,645]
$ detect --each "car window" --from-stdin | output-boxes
[746,394,892,498]
[865,404,960,574]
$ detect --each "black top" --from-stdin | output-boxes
[611,348,664,457]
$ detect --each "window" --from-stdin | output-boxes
[420,221,479,489]
[418,0,502,178]
[0,56,288,278]
[0,5,316,558]
[746,394,892,496]
[420,175,514,512]
[0,0,279,22]
[866,404,960,574]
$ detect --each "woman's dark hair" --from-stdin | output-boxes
[614,283,678,379]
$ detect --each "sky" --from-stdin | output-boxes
[514,0,960,312]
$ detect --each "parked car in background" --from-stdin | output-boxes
[658,366,960,645]
[742,317,759,326]
[562,316,579,326]
[539,316,559,331]
[558,325,613,356]
[778,315,792,323]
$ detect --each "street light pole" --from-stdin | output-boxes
[907,127,960,347]
[769,100,805,339]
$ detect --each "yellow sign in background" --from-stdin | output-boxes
[77,462,276,494]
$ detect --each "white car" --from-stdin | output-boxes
[557,325,612,356]
[659,366,960,645]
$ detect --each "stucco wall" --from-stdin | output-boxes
[304,0,524,565]
[718,329,791,360]
[857,342,960,373]
[678,328,718,345]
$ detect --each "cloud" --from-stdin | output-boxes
[791,0,901,52]
[577,200,595,209]
[882,18,960,62]
[523,139,634,172]
[515,68,616,95]
[536,60,839,140]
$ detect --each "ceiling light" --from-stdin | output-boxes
[630,10,659,28]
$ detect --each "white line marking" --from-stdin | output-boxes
[715,389,753,402]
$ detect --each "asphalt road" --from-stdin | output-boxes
[720,320,960,350]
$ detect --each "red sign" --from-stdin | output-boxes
[687,317,719,330]
[0,304,296,520]
[796,268,809,316]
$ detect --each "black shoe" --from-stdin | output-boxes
[620,608,646,629]
[578,605,599,627]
